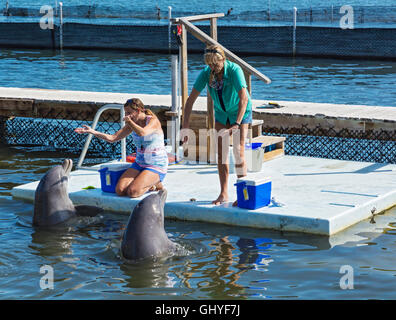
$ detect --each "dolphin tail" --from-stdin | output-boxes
[74,205,104,217]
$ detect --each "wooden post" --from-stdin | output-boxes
[179,18,271,84]
[180,24,188,122]
[243,71,253,144]
[244,71,252,96]
[207,17,217,163]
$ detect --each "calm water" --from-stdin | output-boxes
[1,48,396,107]
[1,1,396,300]
[1,145,396,299]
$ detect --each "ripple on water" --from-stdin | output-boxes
[2,146,396,298]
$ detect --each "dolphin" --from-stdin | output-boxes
[33,159,103,227]
[121,189,177,261]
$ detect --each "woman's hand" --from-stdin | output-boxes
[181,125,189,144]
[219,124,239,138]
[123,115,135,128]
[74,125,93,135]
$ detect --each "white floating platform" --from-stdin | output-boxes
[11,156,396,236]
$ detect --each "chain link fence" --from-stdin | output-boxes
[4,5,396,25]
[1,112,395,165]
[0,110,137,165]
[263,126,396,164]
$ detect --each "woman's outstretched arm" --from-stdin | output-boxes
[74,124,133,143]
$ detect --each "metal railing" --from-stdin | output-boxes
[77,103,126,170]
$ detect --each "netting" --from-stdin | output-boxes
[4,5,396,25]
[0,111,137,165]
[1,113,395,164]
[2,6,396,59]
[263,126,396,164]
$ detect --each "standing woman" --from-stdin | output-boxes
[75,98,168,198]
[182,45,252,205]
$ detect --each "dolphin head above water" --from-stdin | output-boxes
[33,159,103,227]
[121,189,176,261]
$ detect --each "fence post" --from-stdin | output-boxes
[293,7,297,57]
[171,54,180,160]
[59,2,63,51]
[168,6,172,53]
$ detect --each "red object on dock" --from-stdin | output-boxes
[126,154,136,163]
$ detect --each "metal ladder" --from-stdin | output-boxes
[77,103,126,170]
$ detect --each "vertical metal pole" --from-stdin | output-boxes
[120,106,126,162]
[178,44,182,128]
[331,5,334,24]
[59,2,63,51]
[171,55,179,160]
[168,6,172,54]
[268,0,271,22]
[293,7,297,57]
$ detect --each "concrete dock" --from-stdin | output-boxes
[11,155,396,236]
[1,87,395,136]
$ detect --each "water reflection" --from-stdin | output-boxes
[236,238,273,269]
[29,226,76,258]
[120,258,177,290]
[3,187,396,299]
[200,236,247,299]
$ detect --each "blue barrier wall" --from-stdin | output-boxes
[0,22,395,59]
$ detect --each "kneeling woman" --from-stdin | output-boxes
[75,98,168,198]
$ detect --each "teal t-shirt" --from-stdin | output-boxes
[193,60,252,126]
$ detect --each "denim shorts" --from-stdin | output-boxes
[218,109,252,126]
[130,162,166,182]
[240,109,252,124]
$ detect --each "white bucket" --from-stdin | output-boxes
[228,146,235,174]
[245,147,264,172]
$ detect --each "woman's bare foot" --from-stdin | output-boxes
[149,182,163,192]
[212,193,228,206]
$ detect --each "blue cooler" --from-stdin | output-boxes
[234,175,272,210]
[99,163,131,193]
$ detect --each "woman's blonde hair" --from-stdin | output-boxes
[124,98,155,117]
[204,44,226,66]
[204,45,226,84]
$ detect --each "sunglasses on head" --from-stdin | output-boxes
[205,48,220,54]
